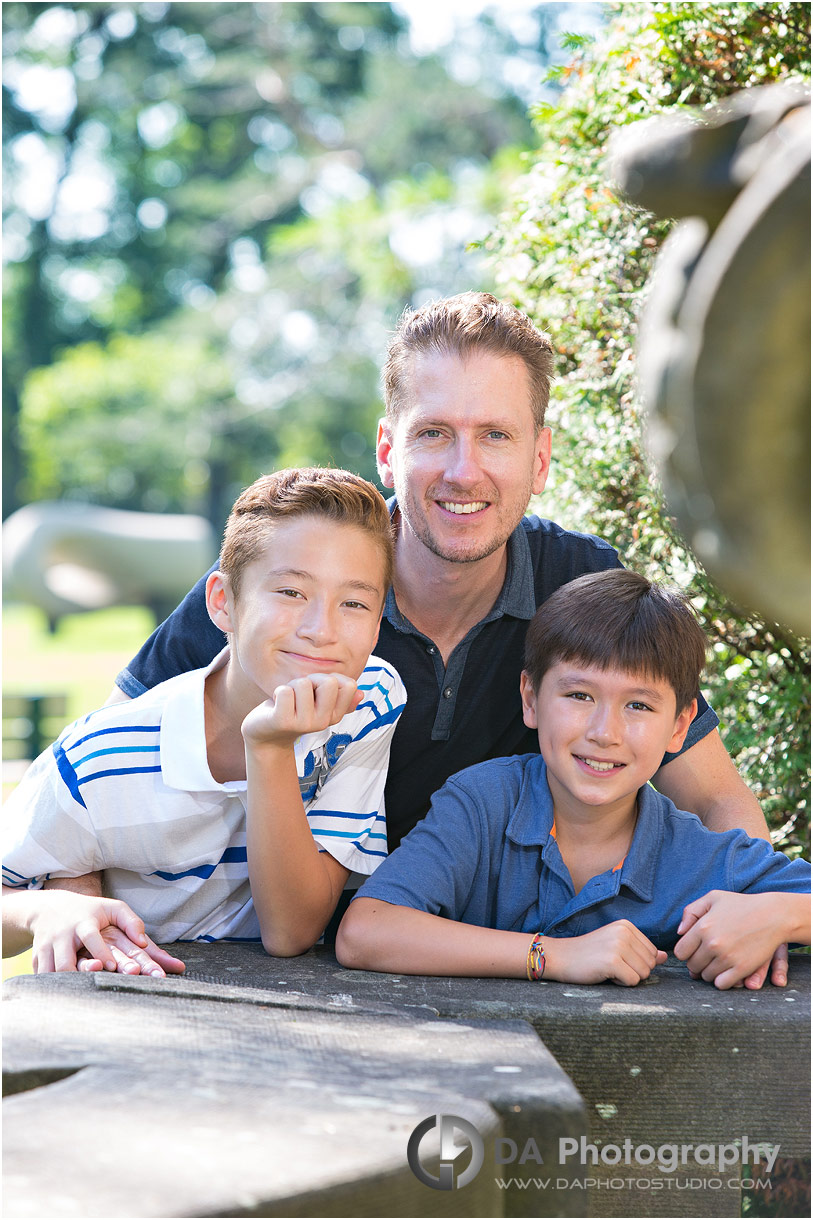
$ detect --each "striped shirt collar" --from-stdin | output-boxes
[160,647,245,794]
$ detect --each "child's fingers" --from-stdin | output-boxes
[676,892,715,935]
[97,924,168,977]
[769,944,789,987]
[272,684,298,722]
[142,939,186,974]
[31,942,56,974]
[74,920,119,971]
[672,922,703,961]
[602,922,663,985]
[104,942,142,974]
[310,674,358,725]
[51,931,82,973]
[286,678,317,724]
[109,903,149,948]
[76,954,106,973]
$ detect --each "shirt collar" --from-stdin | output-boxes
[382,496,536,629]
[505,757,662,902]
[160,647,247,793]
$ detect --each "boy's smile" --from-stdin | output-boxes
[521,662,696,819]
[207,516,386,714]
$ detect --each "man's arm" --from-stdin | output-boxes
[653,728,769,839]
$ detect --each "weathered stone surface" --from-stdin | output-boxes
[2,968,586,1219]
[4,948,807,1218]
[168,945,811,1218]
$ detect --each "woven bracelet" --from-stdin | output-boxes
[526,933,546,981]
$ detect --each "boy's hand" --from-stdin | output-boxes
[26,890,183,976]
[551,921,667,986]
[77,927,186,977]
[674,890,792,990]
[242,673,362,748]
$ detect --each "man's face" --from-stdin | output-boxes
[377,350,551,566]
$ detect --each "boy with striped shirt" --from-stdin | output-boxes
[3,468,406,971]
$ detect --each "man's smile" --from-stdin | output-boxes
[437,500,490,515]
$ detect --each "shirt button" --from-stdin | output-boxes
[427,645,436,655]
[443,686,453,699]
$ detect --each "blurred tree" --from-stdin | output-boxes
[488,1,810,851]
[4,0,541,518]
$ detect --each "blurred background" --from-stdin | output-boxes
[2,3,810,860]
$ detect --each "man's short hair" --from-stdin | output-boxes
[220,467,394,601]
[383,292,555,431]
[524,569,708,712]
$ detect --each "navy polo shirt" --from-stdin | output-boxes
[355,754,810,945]
[116,506,718,849]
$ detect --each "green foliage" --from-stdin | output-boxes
[20,332,234,516]
[3,0,535,518]
[489,1,810,851]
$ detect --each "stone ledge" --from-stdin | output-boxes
[3,968,586,1219]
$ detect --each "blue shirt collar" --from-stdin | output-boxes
[382,497,536,629]
[505,756,662,902]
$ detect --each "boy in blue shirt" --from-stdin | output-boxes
[337,570,809,989]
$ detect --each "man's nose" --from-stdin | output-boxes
[443,437,481,485]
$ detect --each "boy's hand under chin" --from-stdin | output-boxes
[242,673,362,748]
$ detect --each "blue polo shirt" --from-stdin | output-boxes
[354,754,810,945]
[116,506,718,848]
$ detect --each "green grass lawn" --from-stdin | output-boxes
[3,602,155,723]
[3,602,156,980]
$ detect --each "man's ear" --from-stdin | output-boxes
[531,427,552,497]
[206,571,234,634]
[376,418,396,489]
[520,671,538,729]
[667,698,697,753]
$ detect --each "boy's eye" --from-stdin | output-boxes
[343,600,370,611]
[566,691,592,702]
[627,701,652,712]
[277,588,305,599]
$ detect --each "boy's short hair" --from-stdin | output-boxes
[220,467,394,601]
[383,292,554,431]
[524,570,707,712]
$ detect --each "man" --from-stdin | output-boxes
[40,293,780,980]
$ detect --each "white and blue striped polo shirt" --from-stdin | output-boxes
[2,649,406,944]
